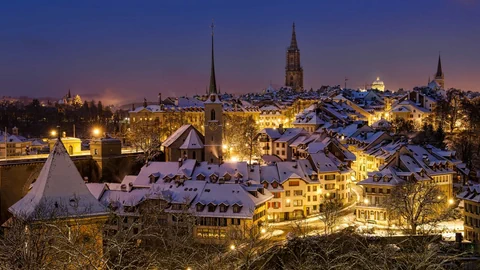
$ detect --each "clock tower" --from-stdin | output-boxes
[204,20,223,164]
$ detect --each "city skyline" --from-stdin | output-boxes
[1,0,479,104]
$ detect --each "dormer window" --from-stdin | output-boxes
[373,173,381,182]
[233,204,242,213]
[224,173,232,181]
[272,181,279,188]
[196,203,205,212]
[262,181,268,189]
[219,204,228,213]
[210,174,218,183]
[196,174,206,181]
[208,203,217,212]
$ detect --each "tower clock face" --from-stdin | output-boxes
[208,121,218,131]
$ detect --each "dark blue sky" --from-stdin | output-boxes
[0,0,479,104]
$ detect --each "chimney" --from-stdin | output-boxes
[121,184,127,191]
[62,131,67,138]
[12,127,18,136]
[158,93,162,105]
[178,157,183,167]
[131,103,135,111]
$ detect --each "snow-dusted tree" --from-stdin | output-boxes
[223,115,259,162]
[318,197,342,234]
[126,124,161,166]
[250,231,466,269]
[385,181,453,235]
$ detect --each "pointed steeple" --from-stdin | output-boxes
[67,89,72,99]
[289,22,298,50]
[435,54,443,78]
[209,19,217,95]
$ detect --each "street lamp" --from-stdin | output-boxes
[448,198,454,205]
[261,228,266,234]
[230,244,236,251]
[92,128,101,137]
[364,198,369,205]
[50,130,57,137]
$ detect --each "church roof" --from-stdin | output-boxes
[162,125,192,147]
[180,129,204,150]
[9,140,108,220]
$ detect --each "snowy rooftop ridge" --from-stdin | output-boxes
[9,140,108,220]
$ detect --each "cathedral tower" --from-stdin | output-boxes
[285,22,303,92]
[204,20,223,164]
[434,54,445,89]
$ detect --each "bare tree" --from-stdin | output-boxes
[223,115,259,162]
[385,181,453,235]
[251,230,467,270]
[318,197,342,234]
[126,124,161,166]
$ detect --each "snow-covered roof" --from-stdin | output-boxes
[357,168,404,186]
[458,185,480,203]
[276,128,306,143]
[162,125,192,147]
[310,152,340,173]
[180,129,204,150]
[192,183,272,219]
[259,128,282,139]
[9,140,108,220]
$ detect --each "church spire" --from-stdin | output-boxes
[209,19,217,95]
[435,53,443,78]
[289,22,298,50]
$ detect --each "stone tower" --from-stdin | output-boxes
[204,20,223,164]
[285,22,303,92]
[434,54,444,89]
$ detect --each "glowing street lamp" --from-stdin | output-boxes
[448,199,454,205]
[50,130,57,137]
[92,128,101,137]
[364,198,369,205]
[230,244,236,251]
[261,228,266,234]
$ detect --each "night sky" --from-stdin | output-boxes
[0,0,479,104]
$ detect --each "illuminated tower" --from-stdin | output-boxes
[285,22,304,92]
[204,20,223,164]
[434,54,445,89]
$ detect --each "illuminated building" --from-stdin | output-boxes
[371,77,385,91]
